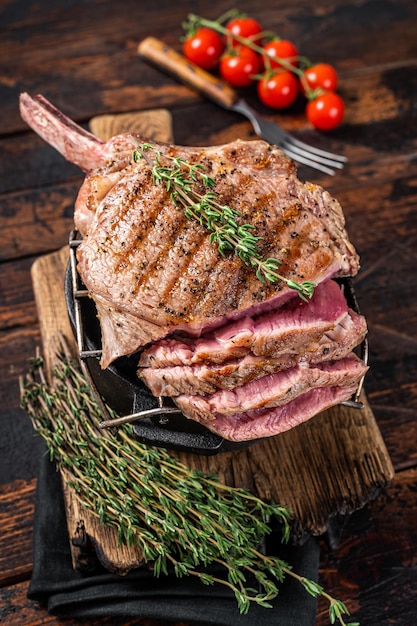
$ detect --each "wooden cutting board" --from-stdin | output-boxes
[31,108,394,574]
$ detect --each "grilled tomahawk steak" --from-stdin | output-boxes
[19,92,367,441]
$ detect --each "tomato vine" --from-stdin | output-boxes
[182,10,345,131]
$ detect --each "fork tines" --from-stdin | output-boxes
[281,133,347,176]
[234,100,347,176]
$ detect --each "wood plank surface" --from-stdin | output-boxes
[2,468,417,625]
[317,466,417,624]
[2,2,417,135]
[2,0,417,623]
[0,578,180,626]
[0,479,36,586]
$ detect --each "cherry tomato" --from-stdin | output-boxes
[257,70,299,109]
[225,17,263,46]
[262,39,299,69]
[183,28,225,69]
[219,46,261,87]
[303,63,339,93]
[306,92,345,130]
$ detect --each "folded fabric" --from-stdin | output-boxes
[28,448,320,625]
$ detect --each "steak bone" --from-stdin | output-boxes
[19,93,106,171]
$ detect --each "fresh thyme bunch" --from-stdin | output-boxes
[20,349,358,625]
[132,142,315,301]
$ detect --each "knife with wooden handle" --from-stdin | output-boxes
[137,37,346,175]
[137,36,239,110]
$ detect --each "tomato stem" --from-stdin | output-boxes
[181,12,345,129]
[183,13,317,97]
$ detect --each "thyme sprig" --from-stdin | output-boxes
[132,142,315,301]
[20,349,358,625]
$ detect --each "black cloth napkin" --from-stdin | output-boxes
[28,449,320,625]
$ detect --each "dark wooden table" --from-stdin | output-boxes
[1,0,417,624]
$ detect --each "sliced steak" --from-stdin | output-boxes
[193,385,361,441]
[172,356,367,441]
[138,279,361,368]
[174,356,367,424]
[138,309,367,396]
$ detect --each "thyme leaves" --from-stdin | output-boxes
[132,142,315,301]
[20,350,357,625]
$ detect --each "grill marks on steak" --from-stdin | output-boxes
[74,140,360,366]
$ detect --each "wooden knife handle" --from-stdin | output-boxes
[138,37,239,110]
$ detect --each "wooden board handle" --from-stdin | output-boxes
[138,36,238,109]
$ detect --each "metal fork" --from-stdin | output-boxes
[233,100,347,175]
[138,37,347,176]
